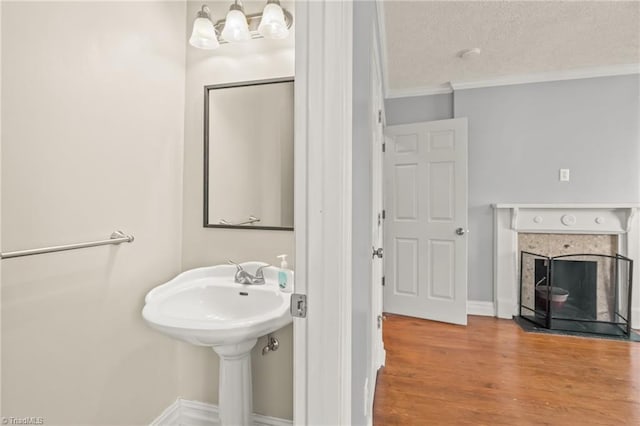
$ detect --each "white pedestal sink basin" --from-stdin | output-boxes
[142,262,293,426]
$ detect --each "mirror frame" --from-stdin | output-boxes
[203,76,295,231]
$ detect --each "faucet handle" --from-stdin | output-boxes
[228,260,246,283]
[255,264,270,279]
[227,259,244,271]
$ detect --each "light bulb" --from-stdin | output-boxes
[221,4,250,42]
[189,6,219,50]
[258,1,289,39]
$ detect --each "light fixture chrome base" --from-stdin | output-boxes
[197,5,212,19]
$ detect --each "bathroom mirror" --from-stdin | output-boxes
[204,77,294,230]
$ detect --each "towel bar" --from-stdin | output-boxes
[0,230,134,259]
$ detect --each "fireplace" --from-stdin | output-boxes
[493,204,640,330]
[519,252,633,337]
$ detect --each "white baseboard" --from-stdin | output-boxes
[495,298,516,319]
[467,300,496,317]
[632,308,640,330]
[151,399,292,426]
[151,399,181,425]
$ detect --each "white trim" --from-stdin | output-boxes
[493,203,640,209]
[294,1,353,425]
[0,1,3,389]
[292,1,309,423]
[150,399,181,425]
[369,23,385,425]
[451,63,640,91]
[493,204,640,329]
[372,23,387,127]
[366,367,379,426]
[180,399,218,426]
[627,211,640,330]
[467,301,496,317]
[150,399,293,426]
[385,83,453,99]
[378,64,639,99]
[375,0,391,99]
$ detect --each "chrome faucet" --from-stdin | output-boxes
[228,260,268,285]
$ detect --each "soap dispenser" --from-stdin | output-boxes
[277,254,292,292]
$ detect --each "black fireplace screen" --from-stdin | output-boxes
[519,252,633,337]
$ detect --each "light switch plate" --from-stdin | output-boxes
[559,169,570,182]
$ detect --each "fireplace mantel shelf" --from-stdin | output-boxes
[491,204,638,234]
[493,203,640,209]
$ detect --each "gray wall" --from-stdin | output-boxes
[456,75,640,301]
[352,1,380,424]
[384,75,640,303]
[385,93,453,125]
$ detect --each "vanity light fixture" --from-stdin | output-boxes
[258,0,289,39]
[189,1,293,49]
[221,1,251,42]
[189,5,219,50]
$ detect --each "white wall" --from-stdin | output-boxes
[179,1,295,420]
[1,1,186,424]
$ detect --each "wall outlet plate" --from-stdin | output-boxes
[559,169,570,182]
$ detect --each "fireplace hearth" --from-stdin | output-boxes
[519,252,633,338]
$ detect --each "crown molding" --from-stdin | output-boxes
[385,83,453,99]
[450,63,640,91]
[382,64,639,99]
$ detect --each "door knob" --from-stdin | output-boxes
[372,247,384,258]
[455,227,468,236]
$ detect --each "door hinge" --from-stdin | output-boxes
[382,276,385,286]
[382,142,386,153]
[378,109,382,123]
[290,293,307,318]
[382,209,386,219]
[377,314,383,329]
[377,213,381,227]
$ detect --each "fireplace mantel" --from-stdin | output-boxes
[492,203,640,328]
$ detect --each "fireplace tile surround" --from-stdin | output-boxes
[519,234,618,321]
[493,204,640,329]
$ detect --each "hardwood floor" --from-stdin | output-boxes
[373,314,640,425]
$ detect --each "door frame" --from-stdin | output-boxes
[293,1,353,424]
[370,25,386,375]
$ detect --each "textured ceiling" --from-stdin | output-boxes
[381,0,640,92]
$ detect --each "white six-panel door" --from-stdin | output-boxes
[383,119,469,325]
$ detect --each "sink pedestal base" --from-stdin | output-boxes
[212,339,258,426]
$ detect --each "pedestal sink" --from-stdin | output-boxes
[142,262,293,426]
